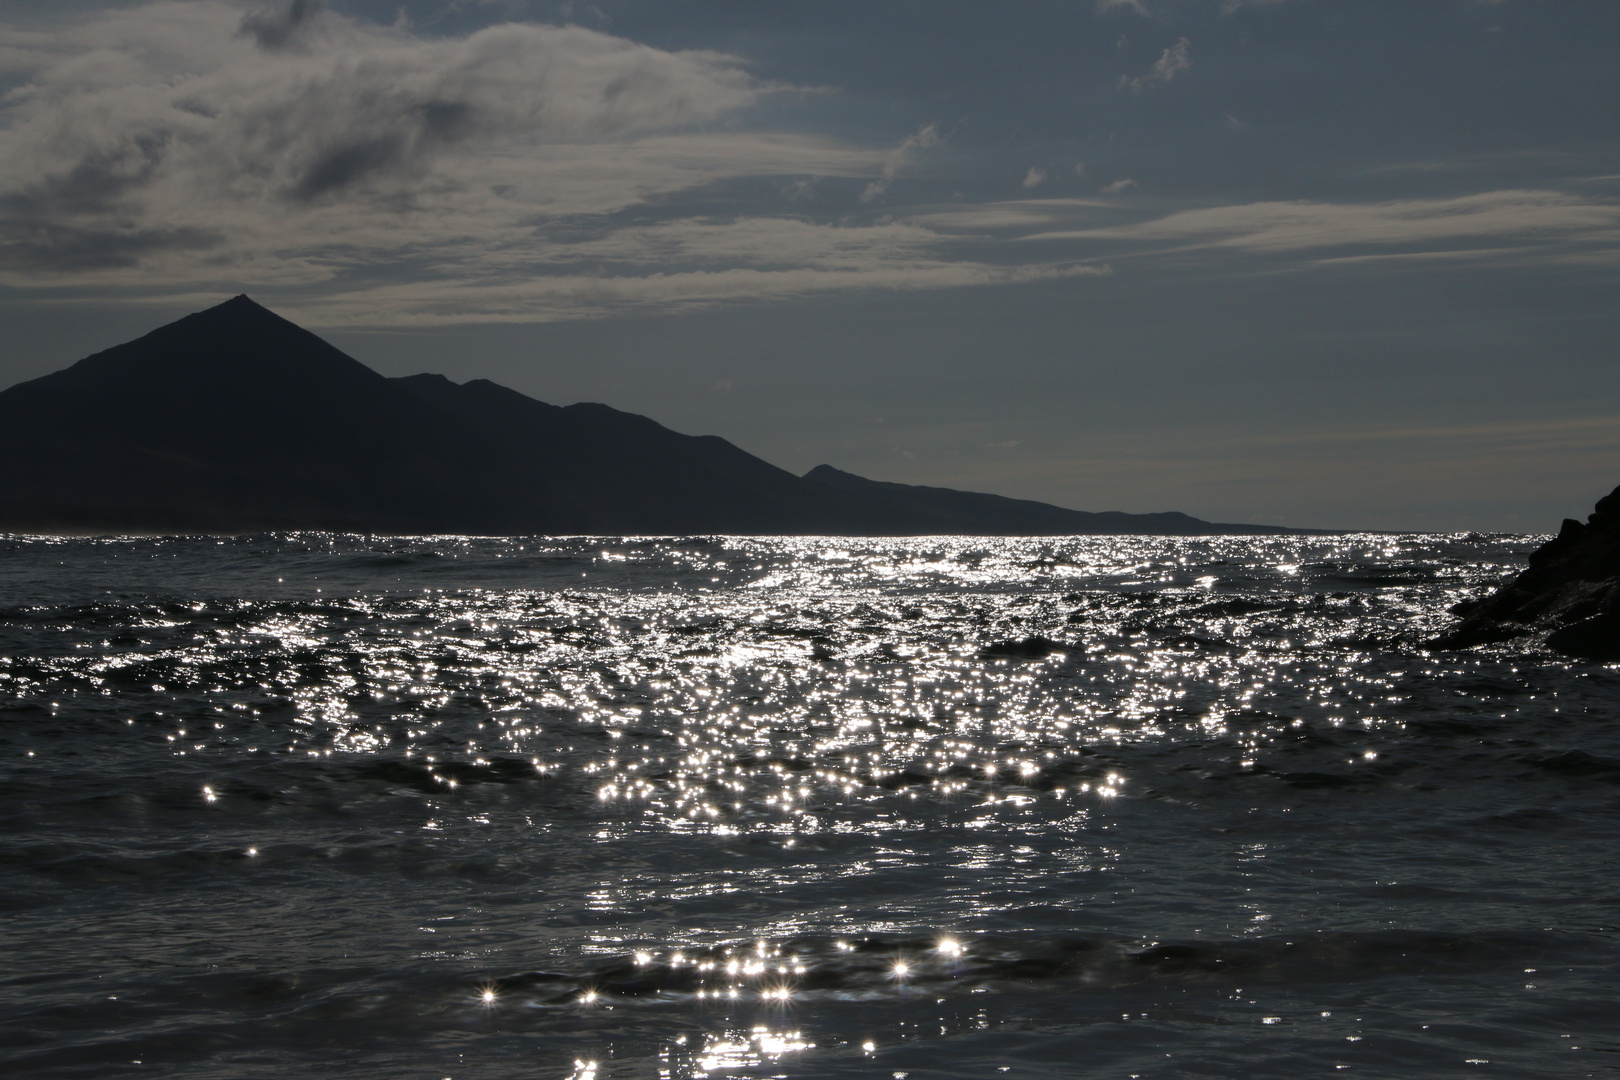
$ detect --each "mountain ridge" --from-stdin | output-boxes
[0,296,1321,537]
[800,464,1250,535]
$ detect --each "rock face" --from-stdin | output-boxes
[0,295,1318,537]
[1439,486,1620,659]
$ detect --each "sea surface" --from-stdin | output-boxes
[2,533,1617,1079]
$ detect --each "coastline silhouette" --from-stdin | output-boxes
[1,296,1314,536]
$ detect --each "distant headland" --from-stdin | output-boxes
[0,296,1320,537]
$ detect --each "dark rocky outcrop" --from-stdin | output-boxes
[1438,485,1620,659]
[0,295,1318,537]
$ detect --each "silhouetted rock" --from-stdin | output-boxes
[1438,484,1620,659]
[0,296,1320,537]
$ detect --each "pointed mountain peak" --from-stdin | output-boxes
[38,292,381,392]
[181,293,294,329]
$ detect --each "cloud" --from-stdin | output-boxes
[1022,166,1045,189]
[903,189,1620,278]
[274,257,1111,328]
[1001,189,1620,267]
[860,123,940,203]
[0,8,1076,324]
[1100,178,1139,194]
[908,198,1114,232]
[1220,0,1292,13]
[1120,37,1190,92]
[0,3,1112,326]
[0,4,1041,321]
[1096,0,1152,15]
[0,4,769,218]
[239,0,324,51]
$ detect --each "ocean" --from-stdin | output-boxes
[2,533,1616,1079]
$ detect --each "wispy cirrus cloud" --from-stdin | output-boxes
[901,188,1620,286]
[1095,0,1152,15]
[1220,0,1294,14]
[279,215,1109,325]
[1017,189,1620,259]
[908,198,1115,232]
[859,123,940,203]
[282,258,1112,328]
[1120,37,1190,92]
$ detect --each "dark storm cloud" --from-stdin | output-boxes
[239,0,325,51]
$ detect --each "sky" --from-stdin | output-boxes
[1,0,1617,531]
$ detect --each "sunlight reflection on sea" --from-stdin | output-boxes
[1,533,1616,1078]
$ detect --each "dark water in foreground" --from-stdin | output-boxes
[2,534,1618,1079]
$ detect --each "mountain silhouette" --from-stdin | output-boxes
[803,465,1223,535]
[0,296,1312,536]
